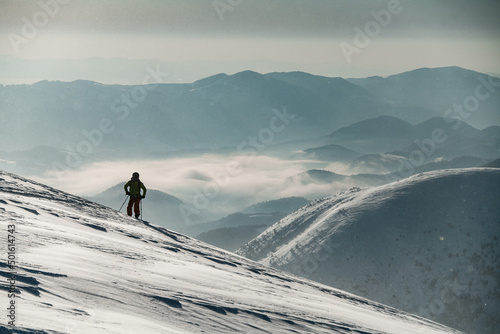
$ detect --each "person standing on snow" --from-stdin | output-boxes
[124,172,147,219]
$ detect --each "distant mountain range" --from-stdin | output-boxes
[193,197,310,251]
[0,71,379,154]
[278,113,496,169]
[321,115,500,158]
[238,168,500,334]
[348,66,500,129]
[289,144,361,162]
[2,66,498,242]
[2,114,497,180]
[1,66,498,160]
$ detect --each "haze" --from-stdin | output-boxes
[1,0,499,84]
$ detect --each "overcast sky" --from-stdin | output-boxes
[1,0,499,84]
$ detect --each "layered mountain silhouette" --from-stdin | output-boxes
[348,66,500,129]
[323,115,499,159]
[193,197,310,251]
[1,67,498,162]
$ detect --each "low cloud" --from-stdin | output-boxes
[35,154,358,215]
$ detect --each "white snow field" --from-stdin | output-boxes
[0,170,462,333]
[238,168,500,334]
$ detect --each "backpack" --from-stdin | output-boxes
[128,178,142,197]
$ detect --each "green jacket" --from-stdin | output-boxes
[124,178,147,198]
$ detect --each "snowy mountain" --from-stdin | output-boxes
[238,168,500,334]
[0,170,463,333]
[347,154,490,176]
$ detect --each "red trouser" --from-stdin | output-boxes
[127,196,141,217]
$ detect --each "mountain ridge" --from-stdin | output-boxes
[0,169,461,333]
[347,66,500,129]
[238,168,500,334]
[2,66,498,157]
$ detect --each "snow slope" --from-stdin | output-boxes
[238,168,500,334]
[0,170,462,333]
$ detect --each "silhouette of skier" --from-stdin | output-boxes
[124,172,147,219]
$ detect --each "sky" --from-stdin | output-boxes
[1,0,500,85]
[2,0,500,208]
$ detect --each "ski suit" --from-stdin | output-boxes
[124,178,147,218]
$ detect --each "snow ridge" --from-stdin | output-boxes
[0,170,461,333]
[238,168,500,334]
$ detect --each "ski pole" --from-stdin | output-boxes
[119,195,128,212]
[140,198,143,220]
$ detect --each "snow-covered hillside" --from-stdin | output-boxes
[0,170,461,333]
[238,168,500,334]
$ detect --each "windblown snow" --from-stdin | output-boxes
[0,170,462,333]
[238,168,500,334]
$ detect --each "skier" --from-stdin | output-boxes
[124,172,147,219]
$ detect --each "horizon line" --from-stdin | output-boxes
[1,65,495,87]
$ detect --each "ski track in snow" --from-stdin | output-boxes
[0,171,462,333]
[238,168,500,334]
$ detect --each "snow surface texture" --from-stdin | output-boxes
[0,170,462,333]
[238,168,500,334]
